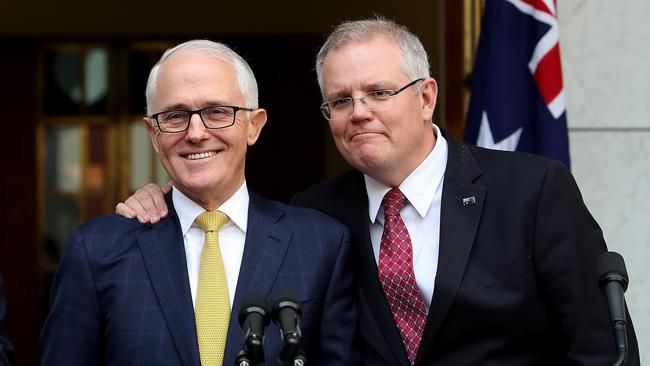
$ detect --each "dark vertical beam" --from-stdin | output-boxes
[0,40,40,366]
[444,1,467,140]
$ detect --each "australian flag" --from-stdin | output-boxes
[464,0,570,167]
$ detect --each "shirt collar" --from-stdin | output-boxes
[172,182,249,236]
[365,123,448,223]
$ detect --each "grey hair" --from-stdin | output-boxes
[145,39,259,114]
[315,17,430,96]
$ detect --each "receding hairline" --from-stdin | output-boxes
[151,50,242,105]
[316,17,430,95]
[322,33,404,62]
[328,26,401,51]
[157,49,241,80]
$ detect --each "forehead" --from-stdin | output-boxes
[153,51,242,109]
[321,37,407,95]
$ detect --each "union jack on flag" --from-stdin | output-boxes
[464,0,570,167]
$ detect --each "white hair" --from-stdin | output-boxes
[315,17,430,96]
[145,39,259,114]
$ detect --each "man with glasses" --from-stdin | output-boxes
[117,19,639,365]
[41,40,357,366]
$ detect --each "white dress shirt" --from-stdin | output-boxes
[365,124,448,311]
[172,183,249,309]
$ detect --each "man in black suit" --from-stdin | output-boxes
[117,19,640,365]
[0,274,14,365]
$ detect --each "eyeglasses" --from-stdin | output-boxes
[149,105,256,133]
[320,78,424,120]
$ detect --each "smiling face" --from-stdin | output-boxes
[145,51,267,209]
[321,36,438,187]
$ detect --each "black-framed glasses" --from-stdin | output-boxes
[320,78,424,120]
[149,105,256,133]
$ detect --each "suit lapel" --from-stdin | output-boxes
[223,192,292,363]
[341,172,411,366]
[137,193,200,366]
[416,137,485,363]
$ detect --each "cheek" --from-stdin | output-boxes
[156,135,182,157]
[155,135,165,152]
[328,120,347,138]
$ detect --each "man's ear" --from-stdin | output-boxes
[143,117,160,154]
[247,108,268,146]
[420,77,438,121]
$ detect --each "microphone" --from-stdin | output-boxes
[270,289,303,365]
[598,251,629,366]
[238,294,270,365]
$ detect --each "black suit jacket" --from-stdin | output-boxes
[293,133,640,366]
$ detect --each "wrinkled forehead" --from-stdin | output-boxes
[153,51,243,107]
[321,38,407,97]
[324,35,403,64]
[157,50,237,84]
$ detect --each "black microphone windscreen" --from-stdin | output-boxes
[598,251,629,290]
[238,294,269,327]
[271,289,299,306]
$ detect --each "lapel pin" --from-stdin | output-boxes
[462,196,476,206]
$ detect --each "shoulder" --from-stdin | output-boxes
[69,214,157,258]
[457,137,559,168]
[250,194,351,250]
[76,214,152,238]
[304,169,361,193]
[292,169,362,205]
[253,193,347,230]
[450,138,570,183]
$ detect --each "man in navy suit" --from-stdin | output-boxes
[41,40,357,366]
[0,274,14,365]
[117,19,640,366]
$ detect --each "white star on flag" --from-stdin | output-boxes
[476,111,522,151]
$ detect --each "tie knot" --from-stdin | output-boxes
[383,188,406,216]
[195,211,229,233]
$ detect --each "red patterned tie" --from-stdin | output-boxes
[378,188,427,365]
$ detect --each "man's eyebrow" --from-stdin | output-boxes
[365,81,393,90]
[203,99,231,106]
[158,100,230,111]
[324,91,351,101]
[325,81,395,100]
[158,103,190,111]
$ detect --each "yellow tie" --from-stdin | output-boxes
[195,211,230,366]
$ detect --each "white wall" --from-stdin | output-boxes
[559,0,650,362]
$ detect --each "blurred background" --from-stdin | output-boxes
[0,0,647,364]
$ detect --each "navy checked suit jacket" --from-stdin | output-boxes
[41,191,357,365]
[0,274,14,365]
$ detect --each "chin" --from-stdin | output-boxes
[178,176,218,193]
[351,154,379,174]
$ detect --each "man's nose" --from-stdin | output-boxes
[350,97,372,120]
[185,113,208,140]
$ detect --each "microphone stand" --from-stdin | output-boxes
[235,350,253,366]
[275,347,307,366]
[238,343,306,366]
[235,348,307,366]
[274,332,306,366]
[235,343,266,366]
[612,322,627,366]
[606,278,627,366]
[598,252,630,366]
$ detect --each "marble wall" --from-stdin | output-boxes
[559,0,650,362]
